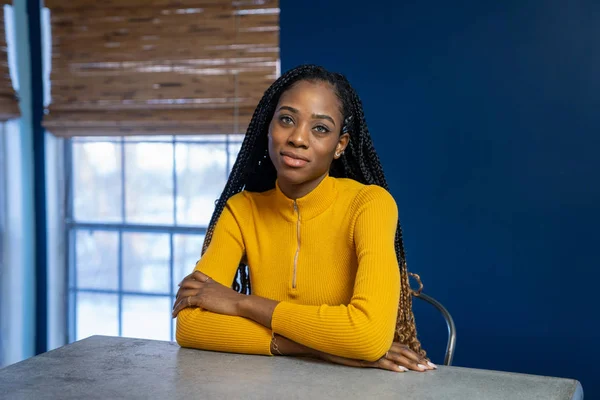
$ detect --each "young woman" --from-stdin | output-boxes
[172,65,434,373]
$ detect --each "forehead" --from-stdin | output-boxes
[277,80,342,119]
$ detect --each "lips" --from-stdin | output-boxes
[280,151,309,168]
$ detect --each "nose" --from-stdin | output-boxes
[287,125,309,149]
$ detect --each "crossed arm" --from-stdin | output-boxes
[172,269,433,372]
[172,194,435,373]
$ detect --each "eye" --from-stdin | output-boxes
[279,115,294,125]
[314,125,331,133]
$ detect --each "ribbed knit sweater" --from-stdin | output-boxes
[176,175,401,362]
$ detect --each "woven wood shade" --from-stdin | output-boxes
[44,0,279,136]
[0,1,19,121]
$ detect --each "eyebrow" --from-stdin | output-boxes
[277,106,336,126]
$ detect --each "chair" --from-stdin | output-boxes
[414,292,456,366]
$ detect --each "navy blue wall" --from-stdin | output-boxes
[281,0,599,397]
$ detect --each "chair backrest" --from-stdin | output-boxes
[414,293,456,366]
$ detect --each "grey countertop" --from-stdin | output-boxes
[0,335,583,399]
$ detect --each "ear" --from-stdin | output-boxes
[334,133,350,159]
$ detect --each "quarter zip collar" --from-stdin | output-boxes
[273,175,338,222]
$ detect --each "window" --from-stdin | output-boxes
[67,134,244,342]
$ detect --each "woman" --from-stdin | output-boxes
[173,65,434,373]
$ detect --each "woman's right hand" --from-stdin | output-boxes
[318,342,437,373]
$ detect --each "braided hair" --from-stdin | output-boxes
[202,64,426,358]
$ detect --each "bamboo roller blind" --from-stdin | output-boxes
[44,0,279,136]
[0,1,19,121]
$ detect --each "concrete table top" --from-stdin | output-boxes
[0,335,583,399]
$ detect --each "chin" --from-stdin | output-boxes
[277,167,324,186]
[277,168,308,184]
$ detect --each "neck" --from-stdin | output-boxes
[277,173,328,199]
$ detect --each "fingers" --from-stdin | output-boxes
[328,357,407,373]
[177,270,210,286]
[171,297,189,318]
[192,270,210,282]
[398,349,436,371]
[321,351,424,374]
[361,357,409,373]
[387,343,437,371]
[374,358,410,373]
[175,273,196,298]
[172,271,216,318]
[175,279,204,299]
[385,353,428,372]
[175,271,212,298]
[175,289,201,303]
[177,271,199,287]
[397,347,425,365]
[392,343,434,366]
[185,270,211,285]
[172,289,202,318]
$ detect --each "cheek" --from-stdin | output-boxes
[314,140,338,164]
[268,121,280,141]
[268,122,290,148]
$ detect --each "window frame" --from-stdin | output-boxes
[65,134,242,342]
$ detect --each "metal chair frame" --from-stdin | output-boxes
[414,293,456,366]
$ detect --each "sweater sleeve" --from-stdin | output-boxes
[271,186,401,362]
[176,198,272,355]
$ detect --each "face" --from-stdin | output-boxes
[268,80,350,189]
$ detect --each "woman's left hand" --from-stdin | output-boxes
[172,270,243,318]
[318,341,436,372]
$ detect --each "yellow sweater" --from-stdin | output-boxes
[176,175,401,361]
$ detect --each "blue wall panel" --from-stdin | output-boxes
[281,0,599,396]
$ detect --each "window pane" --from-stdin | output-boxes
[173,234,205,292]
[125,143,174,224]
[123,233,170,294]
[176,143,227,226]
[73,142,122,222]
[75,230,118,290]
[76,293,118,340]
[122,295,171,341]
